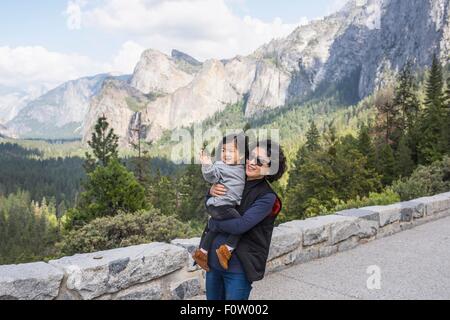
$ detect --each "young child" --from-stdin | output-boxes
[192,133,247,272]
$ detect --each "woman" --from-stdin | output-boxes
[200,139,287,300]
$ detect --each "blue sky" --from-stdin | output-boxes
[0,0,347,91]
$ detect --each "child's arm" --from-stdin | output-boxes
[202,163,221,184]
[200,150,221,184]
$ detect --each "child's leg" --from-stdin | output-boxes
[225,234,241,250]
[214,207,241,251]
[207,205,241,221]
[200,230,219,253]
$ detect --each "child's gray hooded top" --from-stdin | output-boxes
[202,161,246,208]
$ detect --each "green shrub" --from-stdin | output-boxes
[57,208,197,256]
[332,188,401,212]
[392,156,450,201]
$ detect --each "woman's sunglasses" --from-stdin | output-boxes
[247,154,271,167]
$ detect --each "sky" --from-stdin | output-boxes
[0,0,348,92]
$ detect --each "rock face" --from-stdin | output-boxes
[140,59,241,141]
[6,0,449,142]
[83,0,449,144]
[81,78,150,147]
[130,49,195,95]
[8,74,117,139]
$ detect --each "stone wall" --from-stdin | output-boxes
[1,192,450,300]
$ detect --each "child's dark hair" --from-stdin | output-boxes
[216,133,249,163]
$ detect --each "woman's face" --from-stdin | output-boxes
[246,147,271,180]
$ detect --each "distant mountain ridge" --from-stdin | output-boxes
[6,74,130,139]
[4,0,450,143]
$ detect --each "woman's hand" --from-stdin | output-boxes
[210,184,227,197]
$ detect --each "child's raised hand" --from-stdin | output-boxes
[199,149,212,165]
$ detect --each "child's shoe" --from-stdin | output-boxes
[216,245,232,270]
[192,249,210,272]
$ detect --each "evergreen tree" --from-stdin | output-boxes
[84,116,119,172]
[148,169,178,217]
[374,86,402,146]
[394,135,415,178]
[176,164,209,222]
[377,143,396,186]
[0,191,59,265]
[285,128,381,219]
[129,113,153,185]
[287,121,322,191]
[357,123,377,170]
[418,55,446,164]
[305,120,321,152]
[443,75,450,155]
[67,159,147,227]
[394,61,420,132]
[334,136,382,200]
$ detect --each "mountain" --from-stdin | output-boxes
[5,0,449,144]
[81,78,152,146]
[7,74,128,139]
[81,0,449,145]
[0,89,30,124]
[0,84,47,124]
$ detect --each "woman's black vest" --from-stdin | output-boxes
[201,179,281,283]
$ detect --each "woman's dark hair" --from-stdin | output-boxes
[249,139,287,182]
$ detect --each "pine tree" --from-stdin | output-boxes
[305,120,321,152]
[67,159,147,227]
[176,164,209,222]
[394,135,415,178]
[287,121,322,191]
[374,86,402,146]
[357,123,377,170]
[377,143,396,186]
[129,113,153,185]
[84,116,119,172]
[418,55,446,164]
[148,169,178,217]
[443,75,450,155]
[394,61,420,132]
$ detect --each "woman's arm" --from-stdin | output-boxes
[208,193,276,235]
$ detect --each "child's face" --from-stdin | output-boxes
[221,142,240,165]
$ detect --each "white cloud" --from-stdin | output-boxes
[109,41,146,74]
[1,1,310,94]
[0,46,105,90]
[68,0,307,60]
[0,42,145,92]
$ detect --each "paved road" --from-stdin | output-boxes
[250,215,450,300]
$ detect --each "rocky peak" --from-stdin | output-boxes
[130,49,195,95]
[171,49,202,66]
